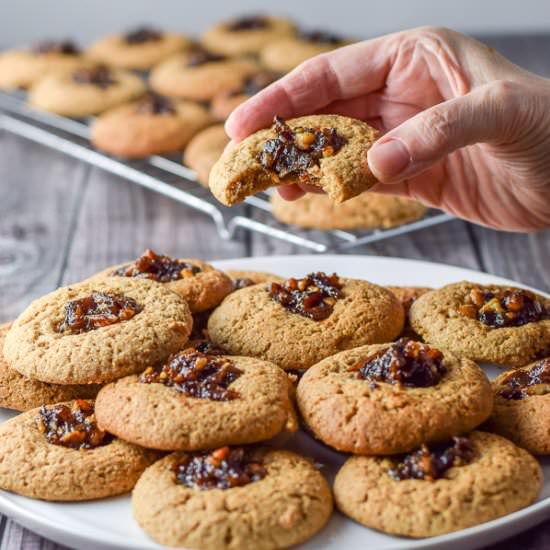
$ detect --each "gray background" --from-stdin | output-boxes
[1,0,550,45]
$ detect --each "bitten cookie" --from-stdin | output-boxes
[208,272,404,370]
[297,338,493,454]
[93,249,234,312]
[0,40,85,90]
[132,446,332,549]
[3,277,191,384]
[211,70,280,121]
[485,357,550,454]
[150,46,258,101]
[409,281,550,366]
[334,431,542,537]
[88,27,191,70]
[28,65,146,117]
[271,191,428,230]
[209,115,379,206]
[0,323,100,411]
[0,400,159,501]
[95,346,297,451]
[201,15,296,56]
[91,93,212,158]
[261,30,351,73]
[183,124,230,187]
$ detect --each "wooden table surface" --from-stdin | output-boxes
[0,33,550,550]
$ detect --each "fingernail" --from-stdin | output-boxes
[368,138,410,180]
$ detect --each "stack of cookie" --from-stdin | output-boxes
[0,16,430,232]
[1,252,549,547]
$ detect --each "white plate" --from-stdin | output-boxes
[1,255,549,550]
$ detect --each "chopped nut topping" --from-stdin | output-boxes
[298,30,344,44]
[389,437,474,481]
[497,358,550,400]
[135,93,176,115]
[113,249,201,282]
[233,277,256,290]
[354,338,446,388]
[257,116,347,183]
[227,16,269,31]
[186,46,226,67]
[57,291,143,335]
[172,446,267,490]
[124,27,163,44]
[458,287,549,328]
[37,400,113,450]
[32,40,80,55]
[140,348,242,401]
[72,66,116,89]
[268,272,343,321]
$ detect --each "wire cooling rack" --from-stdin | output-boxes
[0,90,453,252]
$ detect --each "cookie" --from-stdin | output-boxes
[91,94,212,158]
[333,431,542,537]
[183,124,230,187]
[3,277,191,385]
[209,115,379,206]
[0,323,100,411]
[0,40,85,90]
[92,250,234,313]
[297,338,493,454]
[95,347,297,451]
[208,272,404,370]
[132,446,332,549]
[87,27,191,70]
[225,270,283,290]
[387,286,433,315]
[261,30,351,73]
[150,46,258,101]
[201,15,296,56]
[211,70,280,121]
[28,65,146,117]
[0,400,159,501]
[271,192,428,230]
[485,357,550,454]
[409,282,550,366]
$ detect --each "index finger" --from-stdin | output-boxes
[225,35,395,141]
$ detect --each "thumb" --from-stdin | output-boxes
[367,80,519,183]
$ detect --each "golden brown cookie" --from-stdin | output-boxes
[87,27,191,70]
[208,272,404,370]
[409,282,550,367]
[485,357,550,454]
[91,94,212,158]
[271,191,428,230]
[334,431,542,537]
[261,30,351,73]
[0,40,86,90]
[183,124,230,187]
[209,115,379,206]
[95,347,296,451]
[297,338,493,454]
[3,277,191,384]
[132,446,332,549]
[150,46,258,101]
[211,70,281,121]
[201,15,296,56]
[92,250,234,313]
[28,65,146,117]
[0,323,100,411]
[0,400,159,501]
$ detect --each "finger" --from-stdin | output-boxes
[225,35,396,140]
[367,80,526,183]
[277,184,306,201]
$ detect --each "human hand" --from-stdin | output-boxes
[225,27,550,231]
